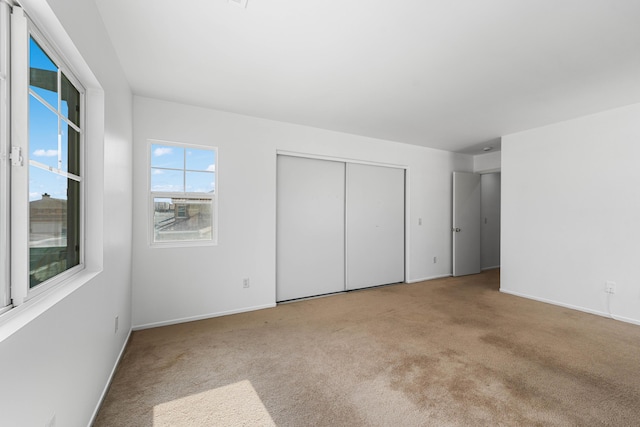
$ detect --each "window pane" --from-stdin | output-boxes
[61,72,80,127]
[29,37,58,108]
[153,198,213,242]
[186,171,215,193]
[29,167,68,201]
[29,96,60,170]
[62,124,81,175]
[185,147,215,172]
[29,167,80,288]
[151,144,183,169]
[151,168,184,192]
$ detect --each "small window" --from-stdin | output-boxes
[149,141,217,245]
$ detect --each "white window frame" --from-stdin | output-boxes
[9,6,86,307]
[0,0,11,314]
[148,139,218,247]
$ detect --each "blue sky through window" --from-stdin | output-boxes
[28,36,79,202]
[151,144,215,193]
[29,37,57,108]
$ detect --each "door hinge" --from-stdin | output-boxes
[10,146,23,166]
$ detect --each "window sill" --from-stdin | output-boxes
[0,268,101,342]
[150,240,218,249]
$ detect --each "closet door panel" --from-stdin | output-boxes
[346,163,405,290]
[276,156,345,301]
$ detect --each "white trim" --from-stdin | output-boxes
[150,238,215,249]
[276,149,408,170]
[87,328,132,427]
[344,162,349,291]
[29,158,81,181]
[148,138,215,152]
[133,303,277,331]
[83,87,104,273]
[151,191,214,199]
[0,0,11,309]
[481,265,500,271]
[23,264,84,303]
[10,5,29,306]
[407,273,452,283]
[500,288,640,326]
[476,168,501,175]
[404,166,410,285]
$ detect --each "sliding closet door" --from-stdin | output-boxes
[346,163,405,290]
[276,156,345,301]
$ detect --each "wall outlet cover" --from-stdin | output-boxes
[605,281,616,294]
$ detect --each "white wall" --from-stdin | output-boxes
[474,150,501,173]
[501,103,640,325]
[0,0,133,426]
[133,96,472,328]
[480,173,501,270]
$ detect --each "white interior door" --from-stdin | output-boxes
[276,156,346,301]
[346,163,405,290]
[453,171,481,276]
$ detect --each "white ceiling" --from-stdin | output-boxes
[95,0,640,154]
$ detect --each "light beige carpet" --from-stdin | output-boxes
[94,270,640,426]
[152,380,275,427]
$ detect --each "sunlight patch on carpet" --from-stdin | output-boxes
[153,380,275,426]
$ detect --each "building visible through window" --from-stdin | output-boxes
[149,141,216,245]
[1,5,86,311]
[28,36,82,288]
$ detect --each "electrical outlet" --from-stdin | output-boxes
[243,278,250,288]
[114,316,119,333]
[605,281,616,294]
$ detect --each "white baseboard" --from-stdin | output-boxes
[88,328,132,426]
[133,303,277,331]
[407,274,452,284]
[481,265,500,271]
[500,289,640,326]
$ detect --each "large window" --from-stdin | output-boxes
[1,5,85,311]
[27,35,82,288]
[149,141,217,245]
